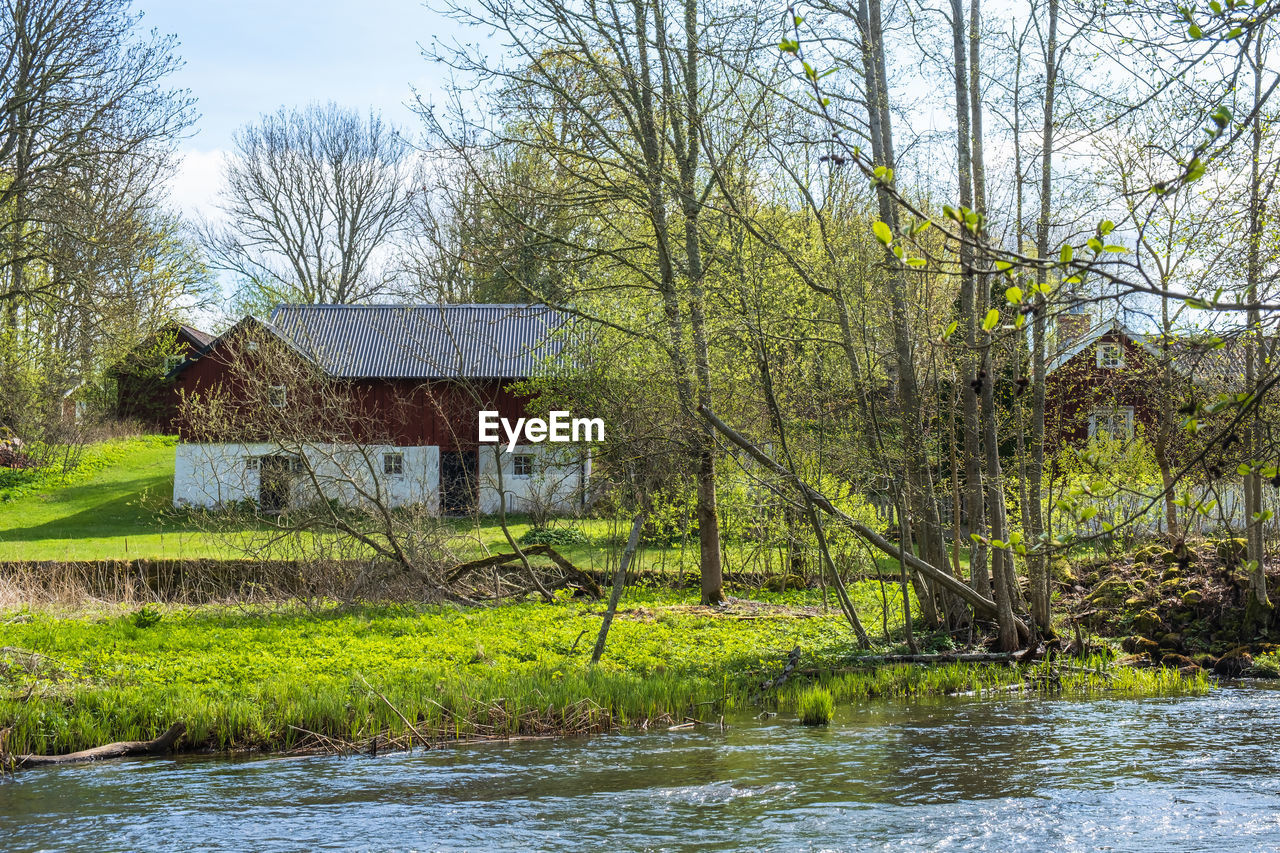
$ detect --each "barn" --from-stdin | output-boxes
[170,303,590,515]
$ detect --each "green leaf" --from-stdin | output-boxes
[905,257,927,267]
[1087,237,1103,252]
[1099,219,1115,235]
[995,260,1013,272]
[1189,22,1203,38]
[1103,244,1129,253]
[943,320,959,339]
[982,308,1000,332]
[872,221,893,245]
[1005,285,1023,304]
[1060,244,1073,264]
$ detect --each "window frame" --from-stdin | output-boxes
[268,385,287,409]
[1089,405,1135,441]
[512,454,535,478]
[1096,341,1126,369]
[163,354,184,373]
[383,452,404,477]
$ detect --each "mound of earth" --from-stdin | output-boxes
[1058,537,1280,674]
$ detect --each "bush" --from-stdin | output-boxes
[797,685,834,726]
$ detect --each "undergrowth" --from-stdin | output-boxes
[0,589,1210,757]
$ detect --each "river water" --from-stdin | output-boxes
[5,684,1280,852]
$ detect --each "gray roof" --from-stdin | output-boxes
[266,304,568,379]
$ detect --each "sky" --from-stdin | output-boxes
[137,0,472,222]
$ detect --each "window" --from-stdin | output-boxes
[1090,406,1135,441]
[163,354,184,373]
[245,457,259,471]
[1097,341,1125,369]
[383,452,404,476]
[268,385,287,409]
[513,454,534,478]
[246,340,260,352]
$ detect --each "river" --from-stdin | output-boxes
[4,683,1280,851]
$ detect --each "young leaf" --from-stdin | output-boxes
[982,308,1000,332]
[872,220,893,245]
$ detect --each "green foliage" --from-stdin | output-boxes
[796,685,834,725]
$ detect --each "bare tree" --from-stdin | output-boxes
[203,103,414,309]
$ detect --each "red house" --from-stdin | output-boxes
[171,304,592,515]
[1044,314,1165,446]
[108,322,214,432]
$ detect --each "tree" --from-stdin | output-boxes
[203,103,415,310]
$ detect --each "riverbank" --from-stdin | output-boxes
[0,589,1209,759]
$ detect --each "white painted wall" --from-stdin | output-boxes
[476,444,589,515]
[174,443,440,512]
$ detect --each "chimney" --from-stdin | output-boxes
[1056,309,1092,351]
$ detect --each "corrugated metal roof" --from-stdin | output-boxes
[266,304,568,379]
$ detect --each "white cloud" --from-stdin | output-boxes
[168,148,227,223]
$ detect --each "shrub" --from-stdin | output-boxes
[797,685,834,726]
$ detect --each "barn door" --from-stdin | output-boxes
[439,450,477,515]
[259,455,292,513]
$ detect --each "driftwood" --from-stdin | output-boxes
[13,723,186,768]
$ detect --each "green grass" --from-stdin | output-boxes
[0,591,1209,757]
[0,436,246,560]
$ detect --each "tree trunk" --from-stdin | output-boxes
[950,0,989,600]
[1244,33,1269,626]
[1027,0,1058,636]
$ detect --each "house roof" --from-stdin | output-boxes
[264,303,568,379]
[1046,317,1247,385]
[178,324,215,348]
[1046,319,1163,374]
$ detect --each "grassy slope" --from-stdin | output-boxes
[0,437,248,560]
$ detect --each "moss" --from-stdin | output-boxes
[1132,609,1163,635]
[1181,590,1204,606]
[1216,538,1248,566]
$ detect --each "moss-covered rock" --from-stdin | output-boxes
[1132,609,1163,635]
[1090,577,1136,606]
[1159,578,1185,595]
[1121,636,1160,656]
[1181,589,1204,606]
[1217,537,1248,567]
[1161,653,1195,669]
[1159,632,1183,648]
[1161,566,1182,581]
[1214,646,1253,677]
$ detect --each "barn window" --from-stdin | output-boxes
[1097,342,1125,369]
[245,458,259,471]
[246,340,260,352]
[163,354,184,373]
[1090,406,1135,440]
[383,452,404,476]
[268,385,287,408]
[513,454,534,478]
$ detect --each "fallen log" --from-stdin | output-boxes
[13,723,186,768]
[446,545,602,598]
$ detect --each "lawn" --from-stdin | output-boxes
[0,436,238,561]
